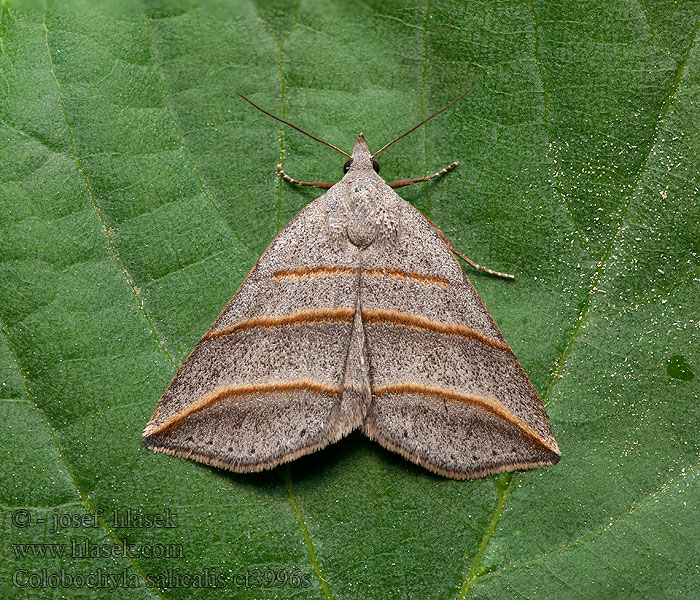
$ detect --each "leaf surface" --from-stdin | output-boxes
[1,0,698,598]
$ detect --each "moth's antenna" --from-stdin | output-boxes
[237,93,351,159]
[372,90,470,160]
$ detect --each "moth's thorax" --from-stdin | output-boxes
[326,162,394,247]
[346,179,382,247]
[324,134,401,249]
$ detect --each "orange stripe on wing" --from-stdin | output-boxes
[273,266,357,280]
[273,265,449,287]
[204,307,355,340]
[361,308,510,352]
[374,383,555,452]
[148,380,342,437]
[364,267,449,287]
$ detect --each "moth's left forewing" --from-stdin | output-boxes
[143,187,364,472]
[360,189,560,479]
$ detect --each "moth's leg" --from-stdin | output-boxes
[446,243,515,279]
[415,205,515,280]
[277,164,334,189]
[387,161,459,188]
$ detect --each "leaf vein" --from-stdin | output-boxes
[143,11,252,251]
[457,14,700,597]
[420,0,432,217]
[526,0,596,260]
[0,312,165,600]
[282,467,335,600]
[42,3,177,370]
[474,464,698,584]
[457,475,515,598]
[635,0,674,61]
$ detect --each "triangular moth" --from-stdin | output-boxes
[143,95,560,480]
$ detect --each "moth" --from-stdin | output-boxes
[143,93,560,480]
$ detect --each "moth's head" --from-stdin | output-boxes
[343,134,380,175]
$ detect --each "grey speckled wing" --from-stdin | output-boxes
[143,132,560,479]
[360,195,560,479]
[142,185,366,472]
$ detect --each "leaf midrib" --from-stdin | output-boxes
[473,463,698,586]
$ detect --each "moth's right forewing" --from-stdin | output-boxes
[143,188,362,472]
[360,193,560,479]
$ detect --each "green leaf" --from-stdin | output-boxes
[1,0,698,598]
